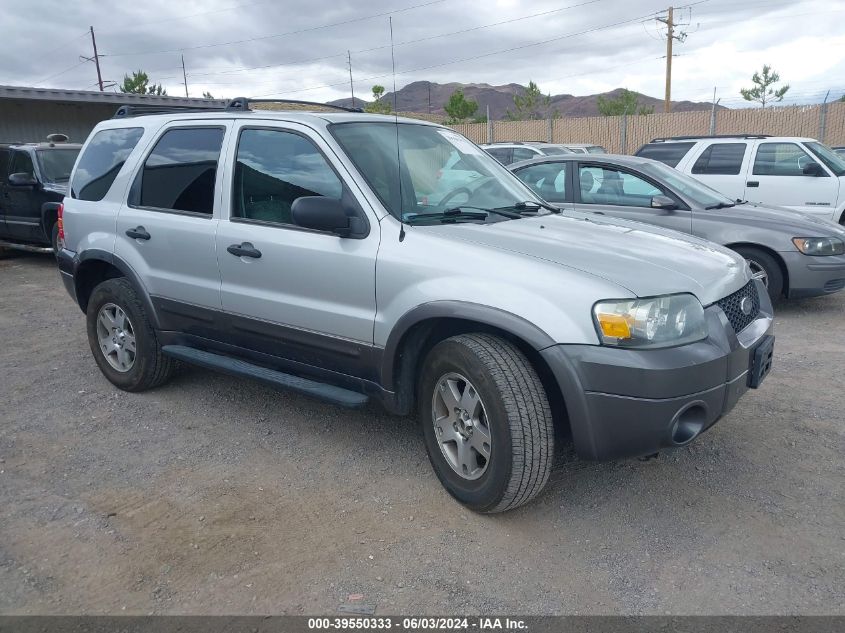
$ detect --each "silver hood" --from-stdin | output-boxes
[433,212,750,305]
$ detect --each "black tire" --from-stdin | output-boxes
[86,278,175,392]
[418,333,554,513]
[50,222,61,254]
[733,246,784,302]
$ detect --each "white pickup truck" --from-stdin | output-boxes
[636,135,845,224]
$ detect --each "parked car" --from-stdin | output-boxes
[558,143,607,154]
[480,141,573,165]
[58,100,773,513]
[510,154,845,301]
[0,135,80,254]
[635,135,845,224]
[833,146,845,159]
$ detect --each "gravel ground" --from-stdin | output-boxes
[0,252,843,616]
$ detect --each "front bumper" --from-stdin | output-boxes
[542,279,774,461]
[781,251,845,299]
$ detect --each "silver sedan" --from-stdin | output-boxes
[508,153,845,301]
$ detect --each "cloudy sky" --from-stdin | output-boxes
[4,0,845,107]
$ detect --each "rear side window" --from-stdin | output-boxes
[512,147,539,163]
[71,127,143,201]
[753,142,815,176]
[692,143,747,175]
[232,128,342,225]
[486,147,512,164]
[635,142,695,168]
[134,127,224,215]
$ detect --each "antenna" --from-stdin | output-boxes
[390,16,406,242]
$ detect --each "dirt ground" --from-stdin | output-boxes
[0,252,843,616]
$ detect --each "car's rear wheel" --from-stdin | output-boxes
[418,333,554,513]
[86,278,175,392]
[733,246,784,302]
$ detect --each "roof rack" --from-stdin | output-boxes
[225,97,363,113]
[112,104,225,118]
[649,134,771,142]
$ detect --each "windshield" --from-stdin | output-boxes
[36,148,79,182]
[330,122,543,221]
[639,161,735,207]
[805,141,845,177]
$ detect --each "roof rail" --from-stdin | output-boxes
[112,104,225,118]
[649,134,772,142]
[225,97,363,113]
[488,140,547,145]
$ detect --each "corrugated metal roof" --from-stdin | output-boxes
[0,84,229,108]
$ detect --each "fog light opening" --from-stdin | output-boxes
[670,404,707,446]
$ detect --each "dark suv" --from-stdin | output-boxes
[0,135,80,254]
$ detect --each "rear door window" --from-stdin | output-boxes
[691,143,747,175]
[635,142,695,167]
[514,162,567,203]
[132,127,225,215]
[0,149,10,183]
[71,127,144,201]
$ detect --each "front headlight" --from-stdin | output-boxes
[792,237,845,256]
[593,294,707,349]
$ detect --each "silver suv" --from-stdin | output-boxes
[57,99,775,513]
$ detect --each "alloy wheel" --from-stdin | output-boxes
[96,303,137,372]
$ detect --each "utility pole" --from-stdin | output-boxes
[181,54,189,98]
[347,50,355,107]
[656,7,688,113]
[89,26,103,91]
[428,81,432,114]
[709,87,720,135]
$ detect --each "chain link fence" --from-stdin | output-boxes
[448,101,845,153]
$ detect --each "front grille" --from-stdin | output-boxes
[717,281,761,334]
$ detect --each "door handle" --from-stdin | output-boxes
[227,242,262,259]
[746,181,759,188]
[125,226,151,240]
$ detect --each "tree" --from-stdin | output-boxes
[505,81,556,120]
[596,88,654,116]
[202,91,214,99]
[365,84,391,114]
[120,70,167,95]
[740,65,789,108]
[443,89,479,123]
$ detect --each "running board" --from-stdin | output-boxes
[0,240,54,254]
[161,345,369,408]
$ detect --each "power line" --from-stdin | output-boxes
[105,0,275,31]
[32,59,89,86]
[184,0,603,81]
[250,7,669,98]
[26,30,90,66]
[102,0,447,57]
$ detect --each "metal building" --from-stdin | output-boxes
[0,85,228,144]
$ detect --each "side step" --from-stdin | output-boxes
[161,345,369,409]
[0,240,54,254]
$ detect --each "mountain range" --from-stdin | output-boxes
[329,82,718,119]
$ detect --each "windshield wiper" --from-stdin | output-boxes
[705,201,736,210]
[507,200,560,214]
[404,208,491,224]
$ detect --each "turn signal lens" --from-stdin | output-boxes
[595,313,632,339]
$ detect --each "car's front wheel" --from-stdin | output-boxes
[418,333,555,513]
[86,278,175,392]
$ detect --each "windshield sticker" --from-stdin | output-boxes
[437,130,484,156]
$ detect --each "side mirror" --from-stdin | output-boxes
[802,162,824,177]
[291,196,352,236]
[651,194,677,211]
[8,172,37,187]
